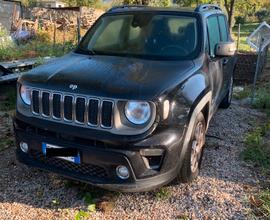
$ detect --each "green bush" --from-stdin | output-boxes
[255,9,270,22]
[253,85,270,110]
[0,25,15,50]
[0,25,8,38]
[0,87,16,111]
[0,40,75,61]
[241,123,270,170]
[235,16,247,24]
[233,86,252,100]
[35,30,51,44]
[155,187,171,200]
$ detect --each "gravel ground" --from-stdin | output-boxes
[0,103,266,220]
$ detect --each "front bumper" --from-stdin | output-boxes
[14,116,185,192]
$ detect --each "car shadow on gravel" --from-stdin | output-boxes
[0,103,266,219]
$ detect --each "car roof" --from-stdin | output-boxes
[106,4,224,16]
[107,6,195,13]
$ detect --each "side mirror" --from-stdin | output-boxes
[215,42,236,57]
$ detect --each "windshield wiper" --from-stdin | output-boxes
[88,49,97,55]
[75,46,96,56]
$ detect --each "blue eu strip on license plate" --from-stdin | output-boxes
[42,143,81,164]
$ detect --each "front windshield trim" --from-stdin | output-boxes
[76,11,203,61]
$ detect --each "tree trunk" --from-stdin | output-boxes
[224,0,236,31]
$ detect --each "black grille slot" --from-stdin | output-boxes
[88,99,99,125]
[29,150,108,179]
[42,92,50,116]
[76,98,86,123]
[53,94,61,118]
[32,90,40,114]
[64,96,73,121]
[101,101,113,128]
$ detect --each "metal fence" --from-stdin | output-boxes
[257,46,269,77]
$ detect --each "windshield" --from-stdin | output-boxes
[77,13,201,60]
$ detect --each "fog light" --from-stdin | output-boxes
[116,165,130,179]
[20,142,28,153]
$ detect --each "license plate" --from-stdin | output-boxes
[42,143,81,164]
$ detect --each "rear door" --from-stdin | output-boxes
[206,15,224,108]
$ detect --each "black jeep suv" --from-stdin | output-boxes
[14,4,236,192]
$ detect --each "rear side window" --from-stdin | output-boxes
[207,16,220,57]
[218,16,229,42]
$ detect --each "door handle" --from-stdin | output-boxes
[223,59,229,66]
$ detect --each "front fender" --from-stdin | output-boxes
[160,71,210,128]
[157,71,213,169]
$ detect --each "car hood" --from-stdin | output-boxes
[20,52,195,100]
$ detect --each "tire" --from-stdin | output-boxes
[219,75,233,109]
[176,112,206,183]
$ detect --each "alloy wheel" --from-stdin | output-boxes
[190,121,205,173]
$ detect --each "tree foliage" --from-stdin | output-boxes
[19,0,270,25]
[235,0,269,17]
[63,0,99,7]
[123,0,151,5]
[255,9,270,22]
[20,0,100,7]
[173,0,216,7]
[20,0,38,7]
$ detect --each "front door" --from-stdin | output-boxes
[206,15,225,108]
[218,15,235,90]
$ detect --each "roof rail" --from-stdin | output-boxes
[107,5,147,12]
[195,4,222,12]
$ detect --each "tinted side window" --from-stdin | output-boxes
[218,16,229,42]
[207,16,220,57]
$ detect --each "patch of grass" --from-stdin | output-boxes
[0,41,74,61]
[0,28,76,61]
[233,86,252,100]
[0,137,13,151]
[233,23,260,37]
[237,37,253,52]
[155,187,171,200]
[232,22,259,52]
[0,24,8,37]
[174,214,189,220]
[51,198,60,206]
[0,136,14,151]
[253,87,270,110]
[234,83,270,110]
[241,122,270,170]
[74,184,117,219]
[74,190,97,220]
[250,189,270,219]
[75,210,90,220]
[83,192,96,212]
[0,87,16,112]
[77,184,108,200]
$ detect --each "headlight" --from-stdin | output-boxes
[20,85,31,105]
[125,101,151,125]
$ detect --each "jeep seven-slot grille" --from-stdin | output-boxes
[31,90,114,129]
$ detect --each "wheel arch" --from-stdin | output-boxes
[179,90,212,167]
